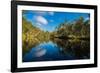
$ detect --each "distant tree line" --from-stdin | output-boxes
[51,16,90,39]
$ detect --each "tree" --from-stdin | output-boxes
[72,17,84,36]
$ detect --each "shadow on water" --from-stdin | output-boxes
[22,38,90,62]
[51,38,90,59]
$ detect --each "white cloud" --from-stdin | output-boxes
[48,12,54,16]
[35,11,54,16]
[85,17,90,21]
[35,16,48,25]
[35,11,46,15]
[36,22,42,25]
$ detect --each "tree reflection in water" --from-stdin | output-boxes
[51,38,90,59]
[23,38,90,62]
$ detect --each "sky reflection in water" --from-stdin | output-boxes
[23,40,90,62]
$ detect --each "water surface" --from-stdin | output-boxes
[23,39,90,62]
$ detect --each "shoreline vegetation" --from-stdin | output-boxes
[22,16,90,55]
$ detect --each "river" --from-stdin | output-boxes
[23,39,90,62]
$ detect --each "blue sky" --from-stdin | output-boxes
[22,10,90,32]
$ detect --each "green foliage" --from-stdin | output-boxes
[72,17,84,36]
[51,16,90,39]
[22,17,33,33]
[22,17,50,55]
